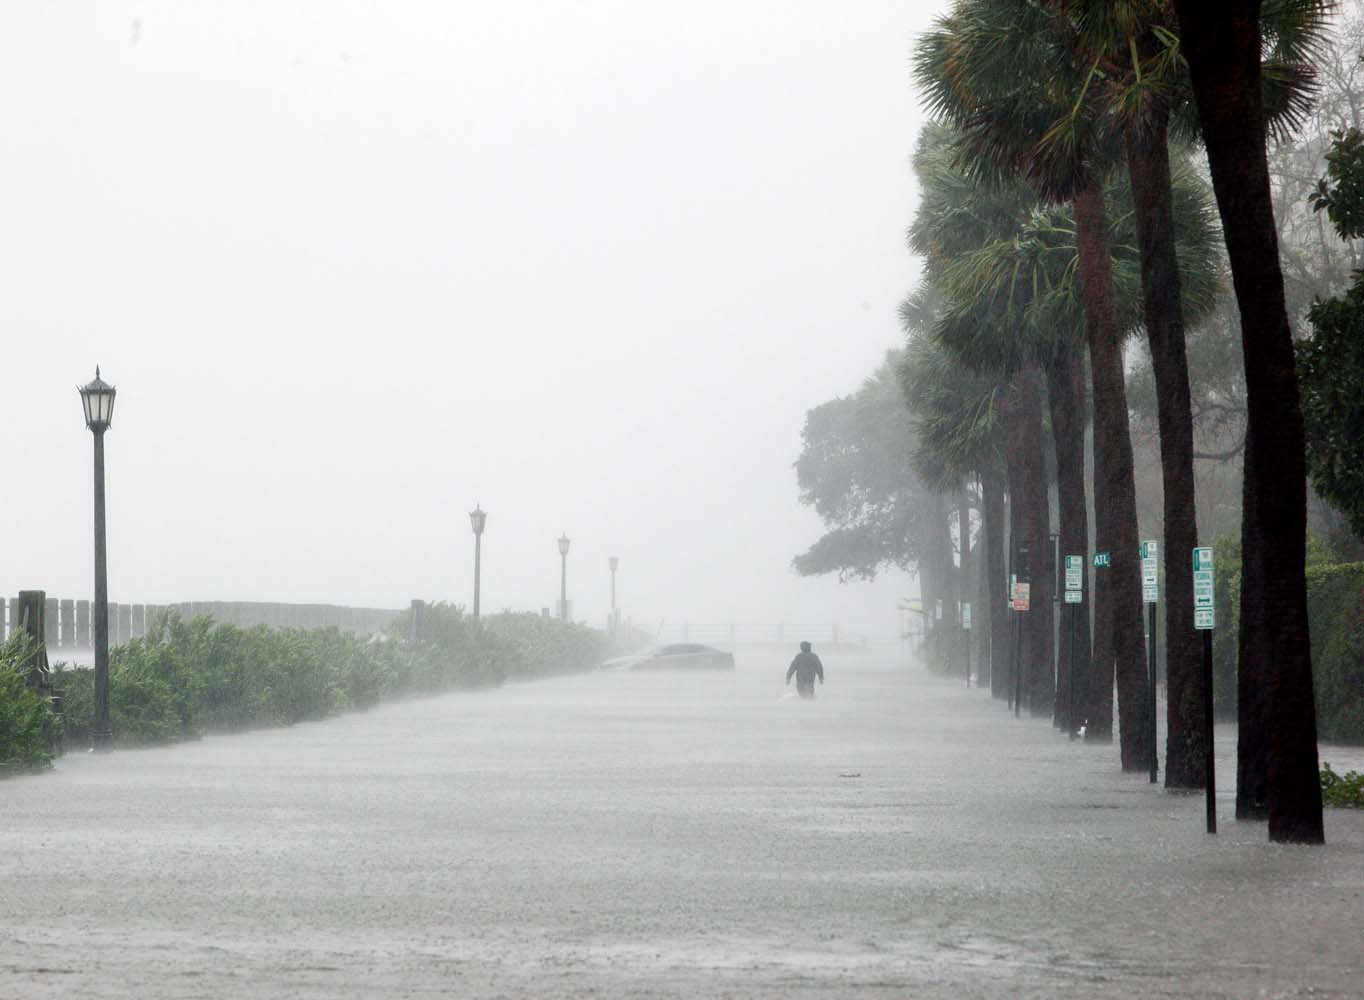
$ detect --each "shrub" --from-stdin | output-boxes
[0,634,58,774]
[1207,535,1364,743]
[45,606,606,750]
[1320,763,1364,808]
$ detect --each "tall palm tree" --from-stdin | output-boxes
[908,129,1058,714]
[1172,0,1326,844]
[916,0,1152,767]
[1059,0,1329,795]
[899,304,1012,689]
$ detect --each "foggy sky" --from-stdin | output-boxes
[1,2,941,639]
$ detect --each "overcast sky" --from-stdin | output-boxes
[1,1,942,640]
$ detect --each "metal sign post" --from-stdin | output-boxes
[1141,541,1159,784]
[962,602,972,688]
[1064,555,1083,739]
[1011,543,1031,718]
[1194,546,1216,834]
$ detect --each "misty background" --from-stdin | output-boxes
[0,2,942,638]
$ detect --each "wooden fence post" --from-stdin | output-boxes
[15,591,51,690]
[44,598,59,647]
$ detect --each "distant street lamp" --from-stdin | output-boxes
[557,534,571,620]
[469,505,486,623]
[78,367,116,752]
[608,556,619,635]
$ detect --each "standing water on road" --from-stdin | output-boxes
[3,651,1362,998]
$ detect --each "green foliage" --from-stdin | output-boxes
[1320,763,1364,808]
[1210,543,1364,741]
[0,634,58,774]
[792,352,931,581]
[1299,127,1364,541]
[52,607,606,750]
[1309,128,1364,241]
[1304,562,1364,743]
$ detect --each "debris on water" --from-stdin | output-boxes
[839,772,861,778]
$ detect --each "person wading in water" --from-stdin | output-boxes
[785,641,825,699]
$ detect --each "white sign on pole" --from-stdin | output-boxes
[1141,540,1159,604]
[1064,555,1083,591]
[1063,554,1083,604]
[935,598,943,621]
[1193,546,1215,629]
[962,603,972,631]
[1011,581,1031,612]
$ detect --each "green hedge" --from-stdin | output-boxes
[1209,536,1364,742]
[52,606,608,751]
[1305,562,1364,742]
[0,634,59,773]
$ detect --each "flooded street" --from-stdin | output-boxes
[4,651,1363,999]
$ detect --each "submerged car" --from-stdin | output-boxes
[599,643,736,672]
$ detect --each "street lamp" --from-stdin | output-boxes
[78,367,116,752]
[469,505,486,623]
[608,556,619,635]
[557,534,571,620]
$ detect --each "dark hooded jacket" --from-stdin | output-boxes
[786,650,824,686]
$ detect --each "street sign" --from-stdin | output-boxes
[1011,581,1031,612]
[1193,546,1215,629]
[1064,555,1083,591]
[962,603,972,631]
[1093,551,1111,568]
[935,598,943,621]
[1065,589,1082,604]
[1141,539,1159,603]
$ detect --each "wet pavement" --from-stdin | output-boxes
[3,651,1362,998]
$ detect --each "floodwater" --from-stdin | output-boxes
[3,651,1362,999]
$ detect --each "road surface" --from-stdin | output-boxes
[3,651,1362,998]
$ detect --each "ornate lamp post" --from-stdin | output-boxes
[78,367,116,751]
[608,556,619,635]
[557,534,571,620]
[469,506,486,623]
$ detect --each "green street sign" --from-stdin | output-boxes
[1141,539,1159,603]
[1193,546,1215,629]
[1093,552,1111,568]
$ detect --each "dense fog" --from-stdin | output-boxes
[0,2,945,638]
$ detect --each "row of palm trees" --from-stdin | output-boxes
[902,0,1329,844]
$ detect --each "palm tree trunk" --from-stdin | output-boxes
[1013,363,1054,716]
[923,489,956,671]
[1073,180,1152,771]
[959,487,972,682]
[1003,387,1027,705]
[982,464,1008,697]
[976,472,994,687]
[1174,0,1323,843]
[1046,346,1092,731]
[1125,105,1204,789]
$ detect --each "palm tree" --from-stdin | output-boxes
[916,0,1152,767]
[1059,0,1329,796]
[1172,0,1326,844]
[907,130,1058,714]
[899,303,1011,689]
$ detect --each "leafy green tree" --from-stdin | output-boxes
[1300,124,1364,539]
[792,353,943,583]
